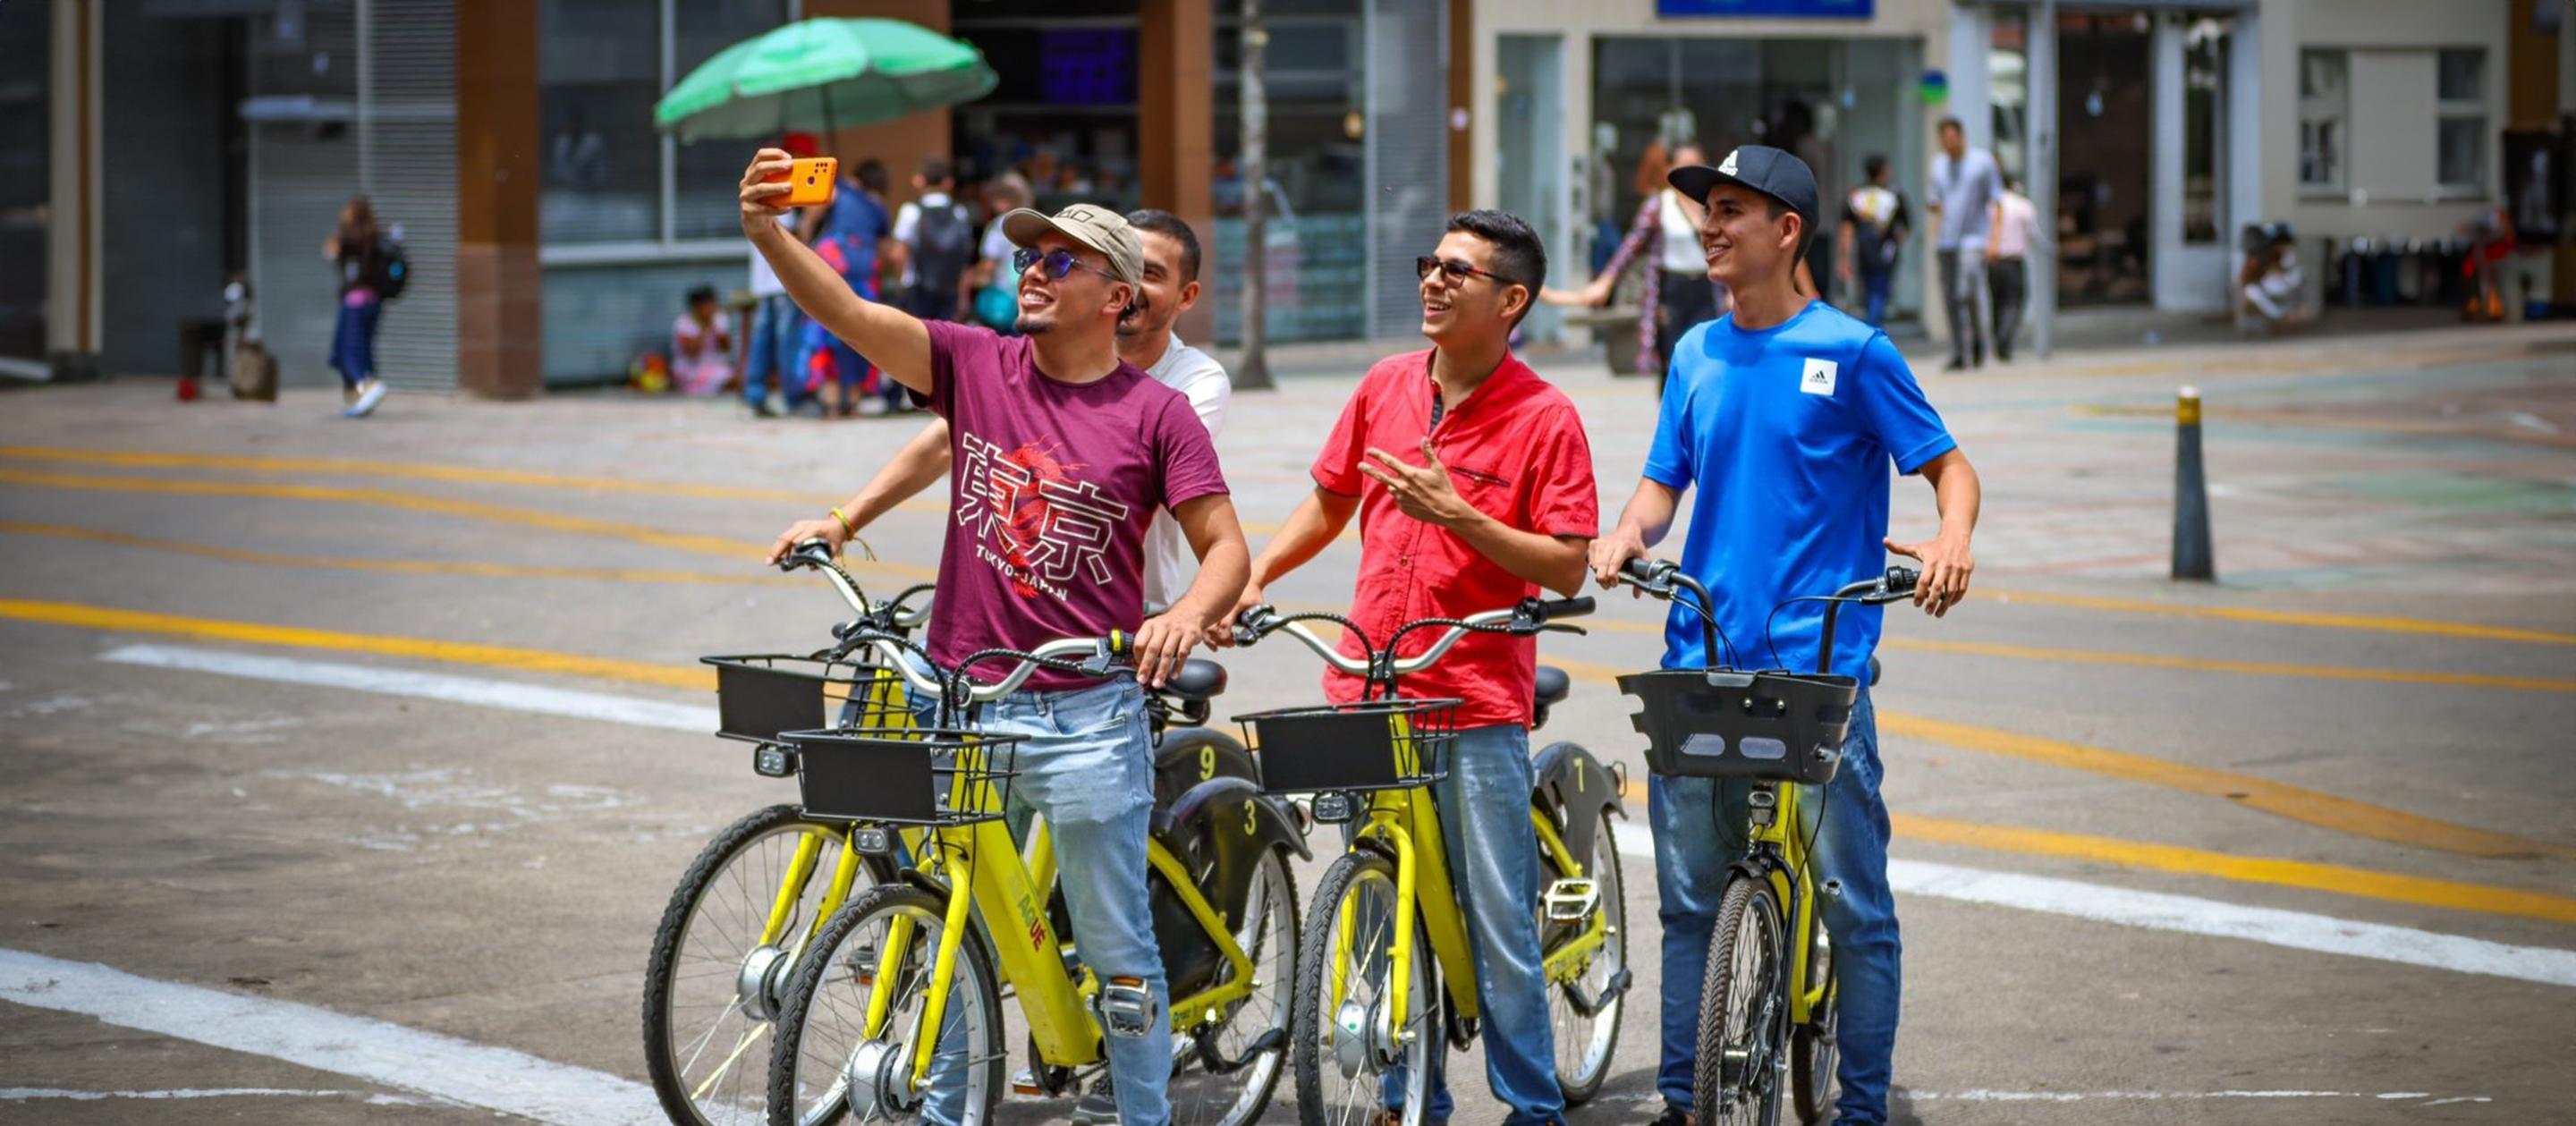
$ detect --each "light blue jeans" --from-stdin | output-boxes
[1648,690,1899,1126]
[1381,722,1566,1126]
[914,674,1170,1126]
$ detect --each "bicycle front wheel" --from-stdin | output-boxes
[1694,874,1787,1126]
[1547,817,1629,1105]
[766,884,1004,1126]
[643,804,886,1126]
[1292,850,1434,1126]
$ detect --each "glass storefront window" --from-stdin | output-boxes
[0,0,49,364]
[1208,0,1367,343]
[2182,19,2228,245]
[538,0,661,243]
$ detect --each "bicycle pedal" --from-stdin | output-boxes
[1544,877,1599,921]
[1010,1069,1046,1097]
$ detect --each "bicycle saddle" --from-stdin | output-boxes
[1160,658,1228,703]
[1534,665,1572,710]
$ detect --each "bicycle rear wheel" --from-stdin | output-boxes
[1694,874,1786,1126]
[1546,817,1628,1105]
[1292,850,1433,1126]
[1168,844,1300,1126]
[643,804,886,1126]
[1789,909,1838,1125]
[765,884,1004,1126]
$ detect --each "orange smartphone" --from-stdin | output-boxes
[773,157,837,207]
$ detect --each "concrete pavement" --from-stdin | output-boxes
[3,319,2572,1123]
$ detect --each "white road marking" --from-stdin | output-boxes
[99,643,715,732]
[97,644,2576,992]
[1903,1089,2487,1105]
[0,947,660,1125]
[0,1087,441,1106]
[1613,838,2576,989]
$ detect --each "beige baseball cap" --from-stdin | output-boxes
[1000,203,1144,290]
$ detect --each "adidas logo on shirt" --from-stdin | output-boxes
[1801,358,1838,396]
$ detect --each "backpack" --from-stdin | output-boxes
[911,203,974,298]
[372,234,411,301]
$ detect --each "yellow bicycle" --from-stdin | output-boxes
[1227,597,1631,1126]
[643,544,1257,1126]
[759,630,1306,1126]
[1613,557,1916,1126]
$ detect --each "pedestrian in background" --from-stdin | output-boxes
[1928,117,2004,370]
[890,156,976,325]
[1987,176,2041,362]
[1837,153,1912,327]
[670,284,734,397]
[798,157,894,418]
[970,174,1034,333]
[1541,140,1726,397]
[324,195,393,417]
[742,133,816,417]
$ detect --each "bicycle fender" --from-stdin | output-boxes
[1153,726,1258,810]
[1159,775,1310,862]
[1531,741,1624,869]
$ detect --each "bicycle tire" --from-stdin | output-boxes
[1169,844,1301,1126]
[643,803,890,1126]
[1547,816,1629,1105]
[1789,909,1838,1125]
[1291,849,1433,1126]
[766,883,1004,1126]
[1694,874,1787,1126]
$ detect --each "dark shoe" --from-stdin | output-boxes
[1941,359,1966,372]
[1070,1079,1117,1124]
[1651,1105,1694,1126]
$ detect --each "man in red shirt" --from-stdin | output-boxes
[1215,209,1596,1126]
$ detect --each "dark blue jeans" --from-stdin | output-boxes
[1648,691,1899,1126]
[741,295,806,411]
[328,298,380,387]
[1859,267,1894,328]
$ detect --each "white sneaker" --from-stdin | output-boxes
[344,379,388,418]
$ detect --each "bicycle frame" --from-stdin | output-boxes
[856,741,1267,1086]
[1745,779,1830,1029]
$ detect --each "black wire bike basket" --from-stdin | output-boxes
[1619,669,1860,786]
[703,654,911,744]
[1232,698,1461,793]
[775,725,1021,825]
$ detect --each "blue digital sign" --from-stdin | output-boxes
[1657,0,1876,17]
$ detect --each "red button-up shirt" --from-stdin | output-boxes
[1311,349,1598,729]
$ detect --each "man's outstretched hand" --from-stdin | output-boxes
[1884,532,1973,617]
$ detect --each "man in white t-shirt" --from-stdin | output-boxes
[1928,116,2004,370]
[827,207,1229,607]
[887,156,978,325]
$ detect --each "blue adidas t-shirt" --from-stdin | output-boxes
[1641,300,1954,680]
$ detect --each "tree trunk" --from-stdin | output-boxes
[1234,0,1275,389]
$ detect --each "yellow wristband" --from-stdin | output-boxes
[829,506,856,536]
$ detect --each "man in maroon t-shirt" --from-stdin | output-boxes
[741,151,1249,1126]
[1213,210,1597,1126]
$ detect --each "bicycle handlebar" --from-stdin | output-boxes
[843,631,1134,707]
[1614,558,1919,674]
[781,538,933,631]
[1231,597,1594,682]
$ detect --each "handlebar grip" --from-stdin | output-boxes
[1105,631,1134,660]
[1538,596,1596,620]
[1620,557,1677,585]
[779,538,834,571]
[1884,565,1919,593]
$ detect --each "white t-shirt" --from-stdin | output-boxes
[749,215,791,298]
[1139,333,1232,607]
[1930,148,2004,250]
[891,191,966,288]
[1657,190,1704,275]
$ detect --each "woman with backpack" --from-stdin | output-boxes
[324,195,401,417]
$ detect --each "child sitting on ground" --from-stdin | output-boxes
[670,284,736,396]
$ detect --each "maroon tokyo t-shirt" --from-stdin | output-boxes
[919,321,1230,690]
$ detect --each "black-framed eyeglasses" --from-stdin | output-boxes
[1013,246,1122,284]
[1415,255,1516,288]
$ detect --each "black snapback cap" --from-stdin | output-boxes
[1668,145,1820,228]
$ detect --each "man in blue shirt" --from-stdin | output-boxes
[1590,146,1983,1126]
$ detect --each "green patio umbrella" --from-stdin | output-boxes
[652,18,997,143]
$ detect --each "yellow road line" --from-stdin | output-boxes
[0,521,803,587]
[1973,587,2576,647]
[1890,813,2576,926]
[1546,656,2572,860]
[0,598,714,691]
[1567,605,2570,690]
[1606,775,2576,925]
[0,468,937,580]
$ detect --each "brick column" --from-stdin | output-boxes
[453,0,542,399]
[1140,0,1216,346]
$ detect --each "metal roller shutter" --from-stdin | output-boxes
[1363,0,1447,340]
[359,0,457,392]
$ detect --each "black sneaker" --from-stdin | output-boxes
[1069,1079,1117,1125]
[1651,1105,1694,1126]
